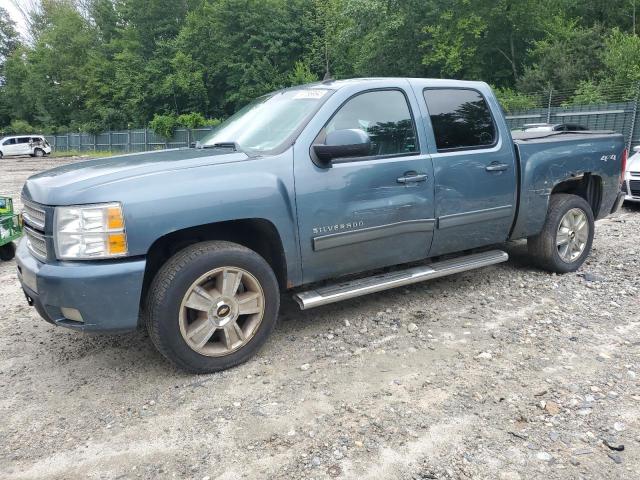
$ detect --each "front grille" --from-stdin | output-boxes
[22,199,46,230]
[630,180,640,197]
[24,226,47,261]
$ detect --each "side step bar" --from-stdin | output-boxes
[293,249,508,310]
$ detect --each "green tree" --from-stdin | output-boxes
[288,61,318,86]
[421,5,486,78]
[598,28,640,96]
[174,0,315,117]
[517,17,605,93]
[0,6,21,127]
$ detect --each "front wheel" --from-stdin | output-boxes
[527,193,595,273]
[34,148,44,158]
[145,241,280,373]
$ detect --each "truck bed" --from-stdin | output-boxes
[509,131,625,240]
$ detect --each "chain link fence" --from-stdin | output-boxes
[44,82,640,154]
[503,82,640,151]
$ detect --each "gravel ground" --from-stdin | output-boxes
[1,155,639,480]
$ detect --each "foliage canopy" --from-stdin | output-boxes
[1,0,639,132]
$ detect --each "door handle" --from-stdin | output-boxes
[485,163,509,172]
[397,173,428,184]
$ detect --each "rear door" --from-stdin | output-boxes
[294,84,435,283]
[414,84,517,256]
[16,137,32,155]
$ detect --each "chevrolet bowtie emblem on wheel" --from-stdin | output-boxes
[216,304,231,317]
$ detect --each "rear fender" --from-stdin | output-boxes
[510,135,625,239]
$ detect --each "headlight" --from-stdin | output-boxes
[54,202,128,260]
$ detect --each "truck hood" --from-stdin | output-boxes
[23,148,249,205]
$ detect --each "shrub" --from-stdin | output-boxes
[5,119,36,134]
[204,118,222,128]
[149,113,178,139]
[564,81,606,106]
[177,112,207,129]
[493,87,538,113]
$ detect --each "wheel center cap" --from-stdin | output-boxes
[217,304,231,318]
[569,231,576,239]
[209,298,237,327]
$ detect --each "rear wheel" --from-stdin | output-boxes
[145,241,280,373]
[0,242,16,261]
[527,194,594,273]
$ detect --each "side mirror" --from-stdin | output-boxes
[312,129,371,166]
[633,145,640,153]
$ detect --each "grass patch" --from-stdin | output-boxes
[50,150,116,158]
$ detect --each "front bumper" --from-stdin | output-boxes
[15,237,146,332]
[623,176,640,203]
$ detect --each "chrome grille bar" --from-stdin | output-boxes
[22,198,46,230]
[24,226,47,261]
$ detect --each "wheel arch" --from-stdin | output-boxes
[550,173,602,218]
[141,218,288,312]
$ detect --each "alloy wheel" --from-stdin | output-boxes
[556,208,589,262]
[178,267,265,356]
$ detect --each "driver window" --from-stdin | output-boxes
[317,90,418,157]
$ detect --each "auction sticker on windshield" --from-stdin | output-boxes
[294,90,328,99]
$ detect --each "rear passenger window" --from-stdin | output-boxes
[17,137,30,144]
[319,89,418,157]
[423,89,496,151]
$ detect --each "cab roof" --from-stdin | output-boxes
[299,77,490,91]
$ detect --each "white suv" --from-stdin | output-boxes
[0,135,52,158]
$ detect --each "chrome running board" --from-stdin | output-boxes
[293,249,508,310]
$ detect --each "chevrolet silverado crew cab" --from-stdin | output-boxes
[16,78,627,373]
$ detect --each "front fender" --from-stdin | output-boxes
[114,152,301,284]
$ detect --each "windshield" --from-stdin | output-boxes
[200,88,332,153]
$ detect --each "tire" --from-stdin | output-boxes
[0,242,16,261]
[527,193,595,273]
[34,148,44,158]
[145,241,280,373]
[0,151,3,159]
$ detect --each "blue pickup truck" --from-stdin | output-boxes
[16,78,627,372]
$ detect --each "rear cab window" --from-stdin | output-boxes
[423,88,497,152]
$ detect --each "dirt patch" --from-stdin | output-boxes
[1,155,639,479]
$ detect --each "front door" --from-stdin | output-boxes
[294,87,435,284]
[2,138,17,156]
[417,86,517,256]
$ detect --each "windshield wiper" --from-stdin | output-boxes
[205,142,239,151]
[194,141,254,156]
